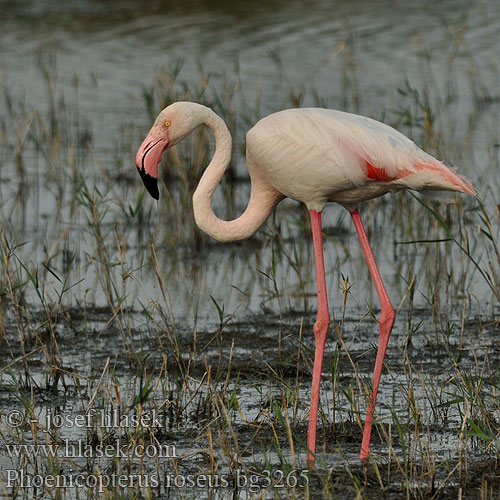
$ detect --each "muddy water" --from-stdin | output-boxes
[0,1,499,497]
[1,0,499,316]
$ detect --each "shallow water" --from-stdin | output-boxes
[0,307,496,497]
[2,0,499,144]
[1,1,500,497]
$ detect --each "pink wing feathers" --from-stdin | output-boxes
[256,108,475,196]
[322,109,476,195]
[305,108,476,195]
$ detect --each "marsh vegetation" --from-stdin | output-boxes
[1,1,500,498]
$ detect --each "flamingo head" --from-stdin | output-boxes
[135,102,199,199]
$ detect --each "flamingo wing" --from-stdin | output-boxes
[247,108,475,209]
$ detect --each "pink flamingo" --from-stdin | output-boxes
[136,102,476,465]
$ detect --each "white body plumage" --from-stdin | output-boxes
[246,108,474,212]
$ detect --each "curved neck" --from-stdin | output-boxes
[192,108,280,242]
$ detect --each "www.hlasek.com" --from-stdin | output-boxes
[5,439,176,459]
[5,470,310,493]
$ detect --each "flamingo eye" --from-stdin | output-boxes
[164,120,171,127]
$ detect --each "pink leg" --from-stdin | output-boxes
[307,210,331,468]
[350,209,396,461]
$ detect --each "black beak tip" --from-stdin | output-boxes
[137,166,159,200]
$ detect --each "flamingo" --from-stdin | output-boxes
[135,102,476,465]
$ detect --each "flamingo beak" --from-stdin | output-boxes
[135,125,169,200]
